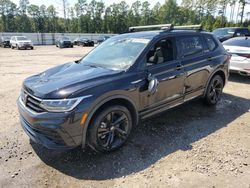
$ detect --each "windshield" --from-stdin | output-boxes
[80,36,150,70]
[223,38,250,47]
[17,36,28,41]
[213,28,235,37]
[62,37,70,40]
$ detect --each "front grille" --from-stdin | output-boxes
[21,90,45,113]
[64,41,71,45]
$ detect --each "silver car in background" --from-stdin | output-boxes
[10,36,34,50]
[223,37,250,76]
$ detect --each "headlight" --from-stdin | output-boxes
[40,95,91,112]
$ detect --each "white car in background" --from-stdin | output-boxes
[223,37,250,76]
[10,36,34,50]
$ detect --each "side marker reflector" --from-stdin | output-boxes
[81,113,88,125]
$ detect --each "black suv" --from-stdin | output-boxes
[0,36,11,48]
[56,37,73,48]
[17,24,230,152]
[213,27,250,42]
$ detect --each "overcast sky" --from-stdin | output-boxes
[11,0,250,22]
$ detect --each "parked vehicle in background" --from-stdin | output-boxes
[0,36,11,48]
[97,36,110,44]
[73,37,80,45]
[17,24,230,153]
[56,37,73,48]
[223,37,250,76]
[10,36,34,50]
[212,27,250,42]
[77,37,94,47]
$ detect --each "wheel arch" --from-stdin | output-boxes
[203,68,227,97]
[81,95,139,149]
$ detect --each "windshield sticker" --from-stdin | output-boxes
[131,38,150,44]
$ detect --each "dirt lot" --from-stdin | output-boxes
[0,46,250,188]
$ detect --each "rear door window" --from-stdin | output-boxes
[178,36,204,57]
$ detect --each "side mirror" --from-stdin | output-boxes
[148,74,159,95]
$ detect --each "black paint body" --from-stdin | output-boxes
[17,30,230,150]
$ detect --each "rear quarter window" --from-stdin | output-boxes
[204,35,217,51]
[178,36,204,57]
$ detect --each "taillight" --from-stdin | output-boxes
[237,53,250,58]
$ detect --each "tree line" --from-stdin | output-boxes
[0,0,249,33]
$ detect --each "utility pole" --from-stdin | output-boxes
[240,0,246,24]
[60,0,68,32]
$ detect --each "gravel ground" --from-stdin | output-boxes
[0,46,250,188]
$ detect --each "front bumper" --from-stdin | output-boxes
[19,43,33,48]
[17,97,85,150]
[62,42,72,47]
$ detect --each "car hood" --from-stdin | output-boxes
[23,62,122,99]
[17,40,32,43]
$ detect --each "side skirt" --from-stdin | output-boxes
[139,88,205,120]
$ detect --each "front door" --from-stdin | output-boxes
[139,37,185,112]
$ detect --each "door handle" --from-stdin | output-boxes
[176,64,183,71]
[207,57,213,61]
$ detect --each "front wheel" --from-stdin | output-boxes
[204,75,224,106]
[88,105,133,153]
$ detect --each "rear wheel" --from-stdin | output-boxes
[204,75,224,106]
[88,105,133,153]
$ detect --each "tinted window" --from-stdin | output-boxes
[236,29,250,36]
[146,38,175,65]
[223,38,250,47]
[179,36,204,57]
[213,28,235,37]
[204,35,217,51]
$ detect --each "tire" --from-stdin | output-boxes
[11,45,14,49]
[88,105,133,153]
[30,46,34,50]
[204,75,224,106]
[17,45,20,50]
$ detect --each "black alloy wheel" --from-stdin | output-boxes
[88,105,132,152]
[205,75,224,105]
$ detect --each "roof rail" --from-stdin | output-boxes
[129,24,173,32]
[128,24,203,33]
[173,24,203,31]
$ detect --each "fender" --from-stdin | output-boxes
[81,94,139,149]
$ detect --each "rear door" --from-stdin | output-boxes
[177,34,210,100]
